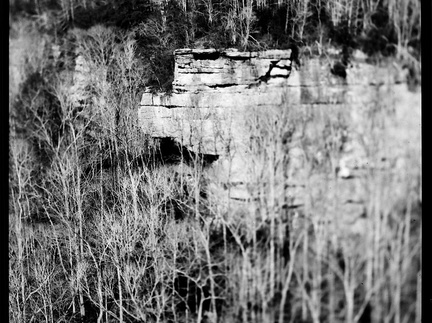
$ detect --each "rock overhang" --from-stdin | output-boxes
[139,48,411,157]
[138,47,420,225]
[140,48,297,156]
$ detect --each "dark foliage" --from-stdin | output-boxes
[15,72,63,168]
[254,218,290,266]
[329,19,358,49]
[187,0,235,49]
[254,4,292,48]
[254,5,282,45]
[360,7,398,57]
[66,296,100,323]
[10,0,61,17]
[289,43,301,67]
[162,198,187,221]
[52,0,155,33]
[112,0,156,29]
[132,1,191,92]
[208,222,241,256]
[304,0,333,41]
[173,268,225,316]
[147,53,175,93]
[331,61,347,78]
[11,0,414,94]
[174,274,211,314]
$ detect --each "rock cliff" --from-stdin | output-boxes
[140,48,296,155]
[139,48,410,155]
[138,48,421,229]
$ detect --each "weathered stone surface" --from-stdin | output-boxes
[172,48,292,92]
[138,48,421,226]
[139,50,408,157]
[140,48,296,155]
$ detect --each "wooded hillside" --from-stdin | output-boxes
[9,1,421,323]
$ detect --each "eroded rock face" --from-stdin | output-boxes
[140,48,296,155]
[138,48,421,229]
[139,49,409,156]
[173,48,293,91]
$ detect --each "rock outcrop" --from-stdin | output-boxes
[140,48,296,155]
[139,48,410,156]
[138,48,421,228]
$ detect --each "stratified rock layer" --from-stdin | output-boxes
[140,48,298,155]
[139,49,408,156]
[138,48,420,225]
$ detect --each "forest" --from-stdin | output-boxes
[9,0,421,322]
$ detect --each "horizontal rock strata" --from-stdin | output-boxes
[138,48,420,227]
[139,49,407,156]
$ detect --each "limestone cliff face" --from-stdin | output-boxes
[140,48,295,155]
[139,48,409,156]
[138,48,420,226]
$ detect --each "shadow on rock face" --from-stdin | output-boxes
[156,137,219,168]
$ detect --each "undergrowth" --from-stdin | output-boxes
[9,2,421,323]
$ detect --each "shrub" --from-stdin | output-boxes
[360,6,398,56]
